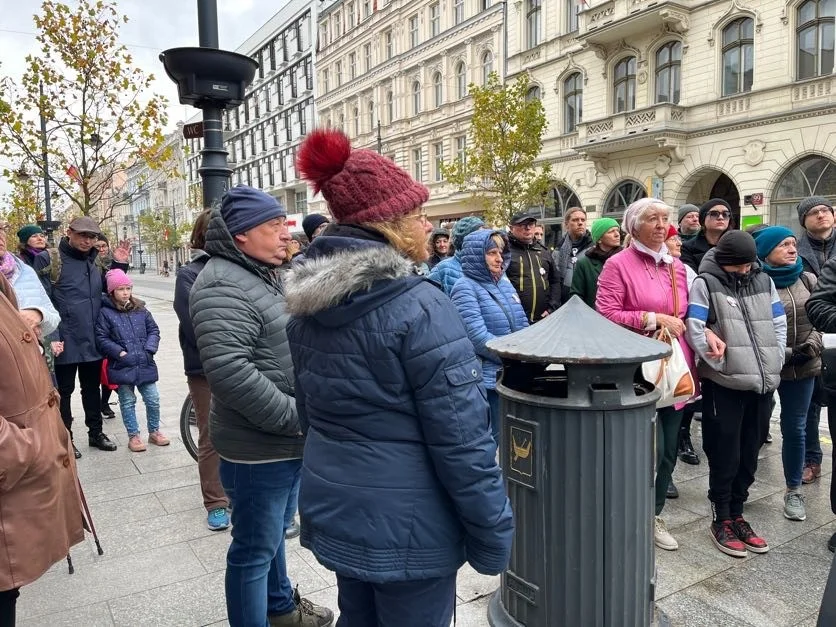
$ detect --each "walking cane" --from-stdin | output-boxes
[66,476,104,574]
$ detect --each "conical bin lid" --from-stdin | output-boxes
[487,295,671,365]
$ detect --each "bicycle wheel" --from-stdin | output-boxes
[179,394,199,462]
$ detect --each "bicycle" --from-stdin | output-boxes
[179,394,199,462]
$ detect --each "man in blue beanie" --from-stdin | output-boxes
[190,185,334,627]
[428,216,485,295]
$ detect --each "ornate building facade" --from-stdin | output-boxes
[509,0,836,246]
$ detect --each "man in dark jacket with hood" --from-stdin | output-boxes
[681,198,734,272]
[189,186,333,627]
[35,216,130,457]
[427,227,450,269]
[508,211,560,322]
[797,196,836,276]
[554,207,593,303]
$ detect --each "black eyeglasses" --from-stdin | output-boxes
[707,210,731,220]
[806,206,834,218]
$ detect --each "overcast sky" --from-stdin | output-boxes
[0,0,288,198]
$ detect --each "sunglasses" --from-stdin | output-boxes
[707,210,731,220]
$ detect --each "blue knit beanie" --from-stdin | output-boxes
[220,185,286,236]
[753,225,796,261]
[452,216,485,251]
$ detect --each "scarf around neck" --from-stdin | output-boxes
[0,253,18,281]
[761,258,803,288]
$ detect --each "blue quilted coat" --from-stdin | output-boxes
[94,297,160,386]
[282,225,514,584]
[451,230,529,389]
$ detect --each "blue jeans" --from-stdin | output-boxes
[335,573,456,627]
[116,382,160,435]
[220,458,302,626]
[487,388,500,444]
[805,400,824,465]
[778,377,816,489]
[284,473,300,531]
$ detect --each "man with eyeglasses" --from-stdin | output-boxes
[507,211,560,323]
[797,197,836,276]
[681,198,734,273]
[33,216,130,457]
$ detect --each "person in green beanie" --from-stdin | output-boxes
[16,224,48,268]
[569,217,622,308]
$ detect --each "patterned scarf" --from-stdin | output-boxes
[0,253,17,281]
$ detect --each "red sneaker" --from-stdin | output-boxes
[710,520,747,558]
[731,517,769,554]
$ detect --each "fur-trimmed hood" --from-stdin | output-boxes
[284,244,421,322]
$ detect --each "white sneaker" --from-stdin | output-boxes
[654,516,679,551]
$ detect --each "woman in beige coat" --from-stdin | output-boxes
[0,272,84,625]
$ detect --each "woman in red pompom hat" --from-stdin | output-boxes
[284,129,514,625]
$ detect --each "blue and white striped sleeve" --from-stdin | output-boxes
[685,277,711,364]
[769,279,787,350]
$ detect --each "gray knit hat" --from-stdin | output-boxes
[677,204,699,224]
[797,196,833,226]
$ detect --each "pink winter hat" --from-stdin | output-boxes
[105,269,133,294]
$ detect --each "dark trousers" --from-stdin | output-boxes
[701,380,772,521]
[55,360,104,439]
[826,394,836,515]
[679,399,701,438]
[0,588,19,626]
[656,406,683,516]
[335,573,457,627]
[187,376,228,512]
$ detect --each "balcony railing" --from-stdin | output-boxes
[578,0,690,45]
[574,102,687,155]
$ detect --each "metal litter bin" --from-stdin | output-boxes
[486,296,671,627]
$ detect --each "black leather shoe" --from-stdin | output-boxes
[829,532,836,553]
[73,444,82,459]
[678,434,700,466]
[666,480,679,499]
[88,433,117,451]
[101,405,116,418]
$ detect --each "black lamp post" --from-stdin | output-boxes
[159,0,258,210]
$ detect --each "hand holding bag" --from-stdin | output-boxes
[641,265,696,408]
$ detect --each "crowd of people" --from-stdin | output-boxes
[4,125,836,626]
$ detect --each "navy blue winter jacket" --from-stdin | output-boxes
[173,251,209,377]
[94,297,160,386]
[283,226,514,584]
[451,230,529,389]
[428,253,463,296]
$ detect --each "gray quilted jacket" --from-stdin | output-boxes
[189,209,302,462]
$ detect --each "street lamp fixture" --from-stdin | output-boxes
[158,0,258,210]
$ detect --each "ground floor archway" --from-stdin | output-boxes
[682,169,741,228]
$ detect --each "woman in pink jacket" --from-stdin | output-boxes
[596,197,693,553]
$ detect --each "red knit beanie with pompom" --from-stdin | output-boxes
[296,128,429,224]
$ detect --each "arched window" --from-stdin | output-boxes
[543,183,582,220]
[655,41,682,104]
[603,180,647,217]
[526,85,542,101]
[722,18,754,96]
[797,0,835,79]
[412,81,422,115]
[773,156,836,231]
[368,100,375,131]
[456,62,468,99]
[433,72,443,107]
[352,107,359,135]
[386,90,394,123]
[481,51,494,85]
[563,73,583,133]
[526,0,541,49]
[613,57,637,113]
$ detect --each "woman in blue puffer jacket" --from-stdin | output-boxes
[451,230,529,441]
[428,216,485,295]
[285,129,513,627]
